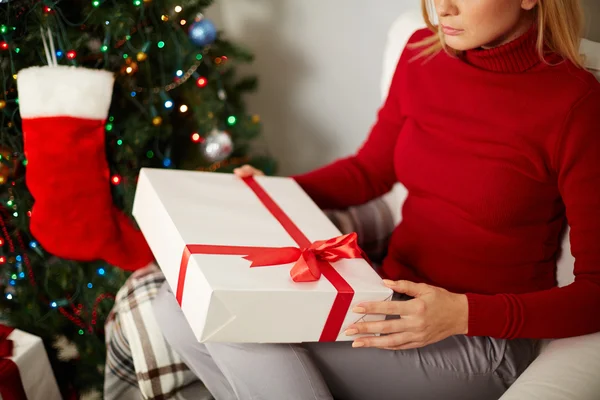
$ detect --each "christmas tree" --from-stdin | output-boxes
[0,0,274,396]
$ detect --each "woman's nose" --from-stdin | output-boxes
[436,0,459,17]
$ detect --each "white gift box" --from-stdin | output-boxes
[1,328,61,400]
[133,168,392,343]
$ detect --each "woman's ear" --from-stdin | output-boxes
[521,0,538,11]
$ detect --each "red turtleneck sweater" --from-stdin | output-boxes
[294,27,600,340]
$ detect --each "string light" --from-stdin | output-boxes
[78,330,84,335]
[18,272,24,279]
[176,70,184,77]
[136,52,148,62]
[0,238,4,246]
[66,50,77,60]
[163,158,172,167]
[252,114,261,124]
[191,133,202,143]
[0,256,5,264]
[133,0,142,6]
[152,116,163,126]
[105,123,114,131]
[11,274,16,280]
[160,91,174,109]
[29,241,38,249]
[101,45,108,52]
[131,91,137,97]
[87,283,93,289]
[56,50,63,58]
[111,175,121,185]
[117,139,123,146]
[196,54,203,61]
[196,76,208,88]
[174,5,182,12]
[9,280,15,286]
[146,150,154,158]
[43,5,53,14]
[0,42,9,50]
[0,100,6,109]
[51,301,57,308]
[92,0,101,7]
[0,25,7,34]
[6,294,12,300]
[16,255,21,262]
[227,116,237,126]
[180,20,187,26]
[157,41,165,49]
[179,104,188,113]
[97,267,106,275]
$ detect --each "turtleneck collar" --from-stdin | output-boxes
[462,23,545,73]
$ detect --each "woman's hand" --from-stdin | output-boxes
[346,280,469,350]
[233,165,264,178]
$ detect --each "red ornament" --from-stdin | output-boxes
[191,133,203,143]
[111,175,121,185]
[196,77,208,88]
[0,42,9,51]
[66,50,77,60]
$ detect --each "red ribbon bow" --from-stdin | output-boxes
[243,233,364,282]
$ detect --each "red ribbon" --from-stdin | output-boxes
[0,324,28,400]
[176,176,359,342]
[243,233,363,282]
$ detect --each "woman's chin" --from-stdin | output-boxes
[443,36,477,52]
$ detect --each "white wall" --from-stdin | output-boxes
[208,0,599,175]
[208,0,416,175]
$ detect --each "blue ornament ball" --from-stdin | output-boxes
[189,18,218,47]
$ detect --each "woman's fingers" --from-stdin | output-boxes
[233,165,264,177]
[345,318,413,336]
[353,298,423,316]
[353,332,420,349]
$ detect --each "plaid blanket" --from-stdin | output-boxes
[104,196,396,399]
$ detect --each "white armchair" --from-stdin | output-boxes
[380,10,600,400]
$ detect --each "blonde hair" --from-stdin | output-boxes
[414,0,586,68]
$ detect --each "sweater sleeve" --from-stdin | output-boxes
[292,41,410,210]
[466,88,600,339]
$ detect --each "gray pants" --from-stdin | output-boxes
[153,283,538,400]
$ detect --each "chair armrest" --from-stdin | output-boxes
[324,196,396,265]
[499,332,600,400]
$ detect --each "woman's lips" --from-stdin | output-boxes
[441,25,464,36]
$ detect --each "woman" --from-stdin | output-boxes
[152,0,600,398]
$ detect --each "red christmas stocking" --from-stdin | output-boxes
[17,66,154,271]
